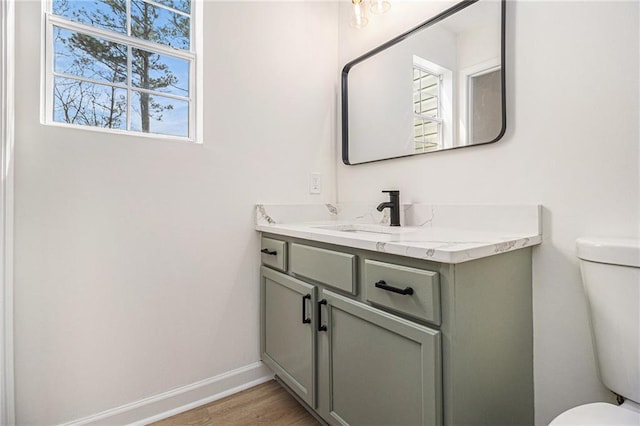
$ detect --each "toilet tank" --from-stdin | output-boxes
[577,237,640,403]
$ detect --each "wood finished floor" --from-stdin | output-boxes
[150,380,320,426]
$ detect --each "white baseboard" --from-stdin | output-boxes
[60,362,274,426]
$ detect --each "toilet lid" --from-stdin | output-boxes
[550,402,640,425]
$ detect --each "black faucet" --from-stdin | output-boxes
[376,190,401,227]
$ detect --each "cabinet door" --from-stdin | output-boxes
[318,289,442,426]
[260,266,316,407]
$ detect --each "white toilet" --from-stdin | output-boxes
[550,237,640,425]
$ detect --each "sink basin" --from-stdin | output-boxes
[313,224,416,235]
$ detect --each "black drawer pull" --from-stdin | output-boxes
[317,299,328,332]
[375,280,414,295]
[302,294,311,324]
[261,248,277,256]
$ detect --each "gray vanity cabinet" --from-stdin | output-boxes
[259,234,534,426]
[260,266,316,407]
[317,289,442,426]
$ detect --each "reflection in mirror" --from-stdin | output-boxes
[342,0,505,165]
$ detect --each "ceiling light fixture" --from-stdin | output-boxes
[350,0,369,29]
[370,0,391,15]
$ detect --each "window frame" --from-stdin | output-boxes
[412,55,453,152]
[41,0,203,143]
[413,64,443,153]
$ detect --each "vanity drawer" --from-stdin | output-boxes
[290,243,356,294]
[364,259,440,325]
[261,237,287,272]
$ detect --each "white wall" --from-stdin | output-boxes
[338,1,639,424]
[13,1,337,424]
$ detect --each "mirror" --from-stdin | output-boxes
[342,0,505,165]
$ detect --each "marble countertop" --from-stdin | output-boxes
[255,203,542,264]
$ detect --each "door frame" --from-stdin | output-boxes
[0,0,15,424]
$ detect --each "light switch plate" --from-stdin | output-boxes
[310,173,321,194]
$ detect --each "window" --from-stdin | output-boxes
[412,55,453,152]
[413,66,442,153]
[44,0,200,141]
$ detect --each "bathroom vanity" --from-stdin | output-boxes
[256,204,541,425]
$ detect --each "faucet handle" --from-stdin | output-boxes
[379,190,401,226]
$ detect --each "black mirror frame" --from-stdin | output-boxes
[341,0,506,165]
